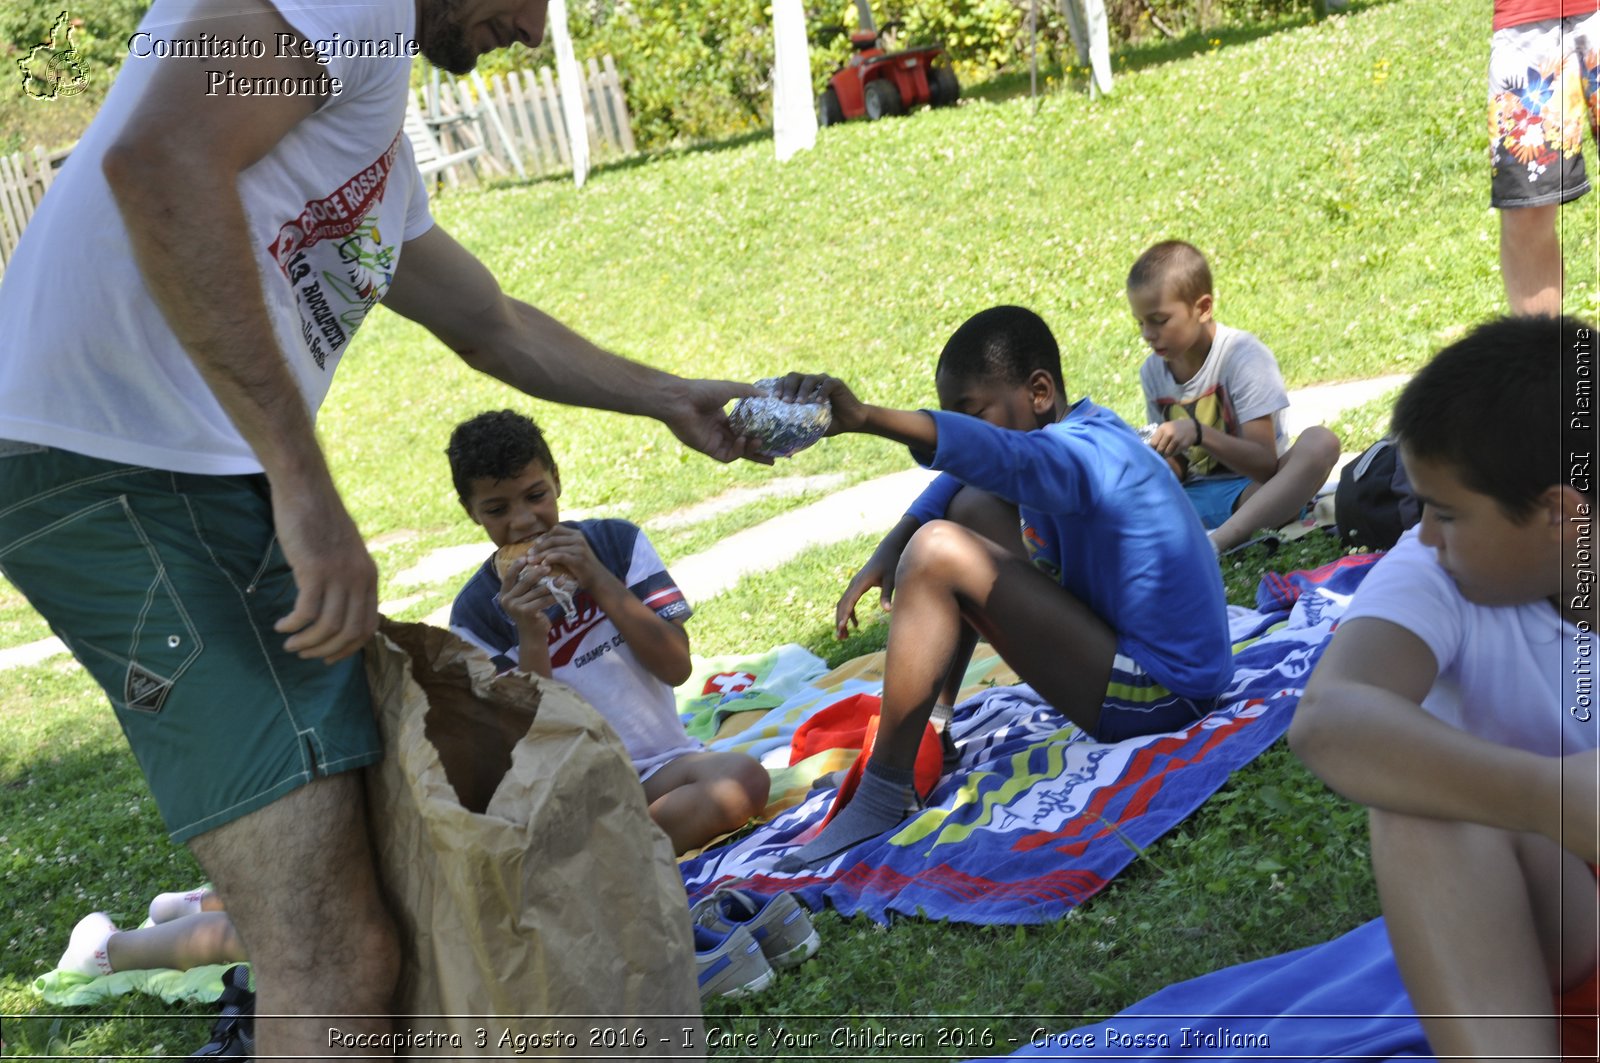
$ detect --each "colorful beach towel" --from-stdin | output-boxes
[968,916,1429,1061]
[680,554,1383,925]
[678,643,831,740]
[33,961,240,1007]
[679,641,1026,820]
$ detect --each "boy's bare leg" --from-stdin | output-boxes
[107,912,245,972]
[1370,807,1597,1061]
[936,487,1028,708]
[873,520,1115,766]
[643,751,771,854]
[189,771,399,1060]
[1211,426,1341,554]
[778,519,1115,868]
[1500,204,1563,317]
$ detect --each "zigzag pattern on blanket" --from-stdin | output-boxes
[679,553,1383,926]
[683,686,1291,924]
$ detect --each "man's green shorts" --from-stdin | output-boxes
[0,442,381,842]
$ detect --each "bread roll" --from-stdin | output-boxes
[494,541,534,580]
[493,541,576,585]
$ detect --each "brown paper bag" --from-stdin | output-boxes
[363,620,705,1058]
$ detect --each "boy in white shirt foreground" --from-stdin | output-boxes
[1291,315,1598,1060]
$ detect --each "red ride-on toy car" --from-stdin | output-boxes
[817,24,960,125]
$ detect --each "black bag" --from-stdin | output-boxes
[189,964,254,1060]
[1335,437,1420,551]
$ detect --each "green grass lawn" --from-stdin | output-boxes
[0,0,1586,1054]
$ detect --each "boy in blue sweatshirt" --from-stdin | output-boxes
[778,306,1232,869]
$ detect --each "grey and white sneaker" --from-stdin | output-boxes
[691,888,820,970]
[695,923,774,1001]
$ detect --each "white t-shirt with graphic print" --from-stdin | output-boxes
[1140,324,1290,480]
[0,0,431,475]
[450,519,704,779]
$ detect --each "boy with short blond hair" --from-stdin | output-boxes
[1128,240,1340,554]
[446,409,769,855]
[1291,315,1598,1059]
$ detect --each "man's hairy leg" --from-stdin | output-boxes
[189,771,398,1060]
[1370,807,1596,1061]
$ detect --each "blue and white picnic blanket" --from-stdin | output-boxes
[679,553,1383,924]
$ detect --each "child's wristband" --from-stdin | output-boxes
[1191,419,1204,448]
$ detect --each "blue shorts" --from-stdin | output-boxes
[1183,475,1252,530]
[1093,652,1216,743]
[0,442,381,842]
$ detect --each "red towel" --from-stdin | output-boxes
[789,693,943,827]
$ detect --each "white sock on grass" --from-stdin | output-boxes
[148,888,207,924]
[58,912,118,977]
[775,762,917,871]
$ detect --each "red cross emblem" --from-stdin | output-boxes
[703,670,756,697]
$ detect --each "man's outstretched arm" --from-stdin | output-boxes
[383,225,762,463]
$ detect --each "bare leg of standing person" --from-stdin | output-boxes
[1501,204,1563,317]
[189,772,399,1060]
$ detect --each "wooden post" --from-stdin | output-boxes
[470,70,522,178]
[518,70,555,171]
[499,72,537,173]
[509,71,543,172]
[33,146,56,195]
[435,81,462,188]
[476,74,509,170]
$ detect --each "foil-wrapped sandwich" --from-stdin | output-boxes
[494,541,578,623]
[728,378,832,459]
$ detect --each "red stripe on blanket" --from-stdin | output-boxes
[1011,704,1265,854]
[725,863,1111,907]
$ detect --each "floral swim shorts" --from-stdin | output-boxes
[1489,12,1600,208]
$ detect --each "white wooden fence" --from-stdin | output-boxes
[0,56,638,274]
[0,145,67,275]
[416,55,637,185]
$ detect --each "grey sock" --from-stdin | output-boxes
[930,701,955,730]
[775,763,917,871]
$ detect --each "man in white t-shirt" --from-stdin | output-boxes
[1291,315,1599,1060]
[0,0,761,1056]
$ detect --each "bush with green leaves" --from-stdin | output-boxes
[0,1,148,80]
[0,1,150,152]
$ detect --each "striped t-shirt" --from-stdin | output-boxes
[451,518,701,776]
